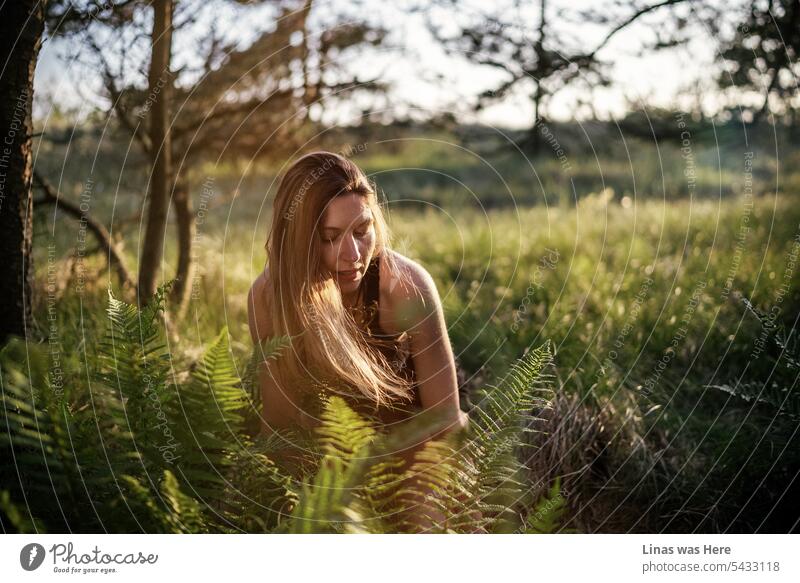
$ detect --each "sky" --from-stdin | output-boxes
[34,0,729,129]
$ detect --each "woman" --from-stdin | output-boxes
[247,150,469,475]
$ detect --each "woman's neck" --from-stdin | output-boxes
[341,279,367,310]
[342,289,360,310]
[342,294,355,309]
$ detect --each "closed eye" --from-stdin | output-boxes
[321,218,372,242]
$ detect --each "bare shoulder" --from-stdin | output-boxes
[379,250,440,328]
[247,265,273,343]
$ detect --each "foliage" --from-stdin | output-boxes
[717,0,800,121]
[1,282,563,533]
[709,295,800,421]
[25,176,800,533]
[525,477,572,534]
[283,341,557,534]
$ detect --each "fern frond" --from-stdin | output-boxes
[0,489,44,533]
[393,434,487,533]
[465,341,556,531]
[190,326,246,421]
[241,335,293,431]
[315,395,377,458]
[116,470,208,533]
[525,477,574,533]
[288,397,377,533]
[1,335,161,532]
[222,435,300,533]
[96,285,173,479]
[0,342,71,530]
[159,470,209,533]
[168,327,249,511]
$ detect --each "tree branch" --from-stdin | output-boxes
[84,33,152,155]
[588,0,689,58]
[33,171,136,291]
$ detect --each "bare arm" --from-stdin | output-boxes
[391,260,468,437]
[388,259,474,531]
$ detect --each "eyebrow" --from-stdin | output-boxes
[321,216,372,234]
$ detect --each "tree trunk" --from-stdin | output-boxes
[169,178,195,321]
[0,0,44,344]
[138,0,174,302]
[529,82,543,154]
[528,0,547,155]
[300,0,316,109]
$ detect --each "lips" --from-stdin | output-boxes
[337,268,361,281]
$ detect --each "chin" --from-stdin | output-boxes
[337,278,360,293]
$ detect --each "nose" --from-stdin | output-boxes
[338,233,361,266]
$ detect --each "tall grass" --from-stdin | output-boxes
[27,117,800,532]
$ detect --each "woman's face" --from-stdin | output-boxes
[319,192,376,301]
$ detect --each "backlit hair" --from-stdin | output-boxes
[265,150,414,413]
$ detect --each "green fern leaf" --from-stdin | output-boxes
[525,477,573,534]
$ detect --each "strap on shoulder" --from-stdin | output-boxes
[362,254,381,334]
[363,254,381,307]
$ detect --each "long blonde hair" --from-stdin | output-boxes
[265,150,414,409]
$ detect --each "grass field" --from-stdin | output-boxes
[15,116,799,532]
[28,175,800,532]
